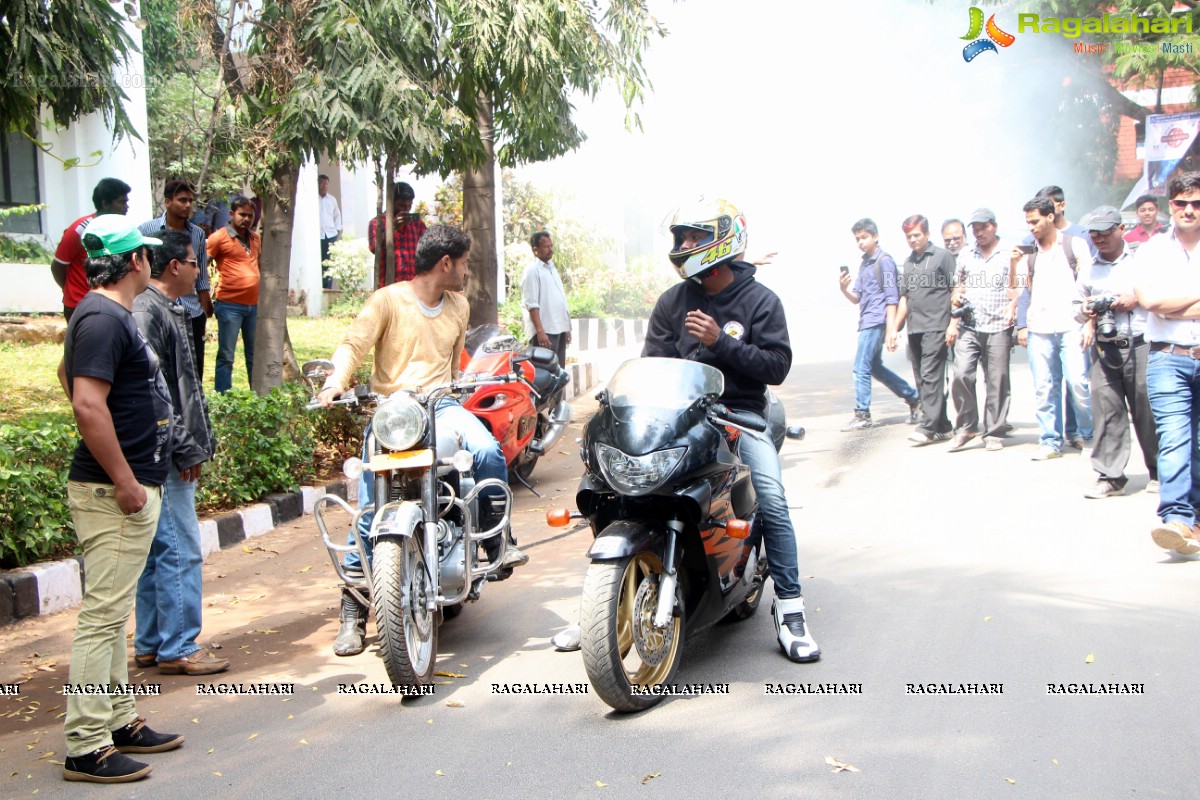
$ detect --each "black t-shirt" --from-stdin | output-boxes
[65,293,173,487]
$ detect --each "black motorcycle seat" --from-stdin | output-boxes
[524,346,560,371]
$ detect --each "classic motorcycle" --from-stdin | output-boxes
[459,325,572,488]
[304,359,517,688]
[547,357,800,712]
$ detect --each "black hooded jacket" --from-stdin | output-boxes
[641,261,791,416]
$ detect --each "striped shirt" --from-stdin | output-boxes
[139,215,210,318]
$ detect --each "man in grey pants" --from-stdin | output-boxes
[949,208,1017,452]
[1077,206,1158,498]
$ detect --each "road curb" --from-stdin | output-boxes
[0,355,603,627]
[0,478,354,627]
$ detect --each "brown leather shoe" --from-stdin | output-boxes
[133,653,157,669]
[157,650,230,676]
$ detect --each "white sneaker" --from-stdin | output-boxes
[552,623,581,652]
[772,597,820,663]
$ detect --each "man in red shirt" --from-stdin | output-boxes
[368,182,426,286]
[1124,194,1166,248]
[51,178,132,320]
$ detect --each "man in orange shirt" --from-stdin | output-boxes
[205,195,261,392]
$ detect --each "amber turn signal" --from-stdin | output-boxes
[546,508,572,527]
[725,519,751,539]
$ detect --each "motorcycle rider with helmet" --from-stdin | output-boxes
[640,198,820,662]
[316,224,528,657]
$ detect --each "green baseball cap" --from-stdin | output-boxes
[82,214,162,257]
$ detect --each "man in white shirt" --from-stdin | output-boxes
[318,174,342,289]
[1076,206,1157,499]
[1134,172,1200,556]
[1009,196,1094,461]
[520,231,571,367]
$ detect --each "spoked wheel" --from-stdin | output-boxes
[580,552,684,712]
[372,535,437,689]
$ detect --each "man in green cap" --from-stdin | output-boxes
[60,215,185,783]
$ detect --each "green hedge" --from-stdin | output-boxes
[0,385,361,568]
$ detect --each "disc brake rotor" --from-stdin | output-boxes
[632,575,674,666]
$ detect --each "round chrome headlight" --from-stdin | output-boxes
[372,394,427,451]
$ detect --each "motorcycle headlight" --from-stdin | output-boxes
[595,444,686,496]
[373,394,427,451]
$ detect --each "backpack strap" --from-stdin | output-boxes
[1026,232,1079,287]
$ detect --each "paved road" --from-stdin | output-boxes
[2,352,1196,799]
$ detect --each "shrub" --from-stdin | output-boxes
[0,415,77,568]
[324,237,372,292]
[198,385,317,512]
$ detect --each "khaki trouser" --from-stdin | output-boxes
[64,481,161,756]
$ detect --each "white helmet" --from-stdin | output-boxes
[667,197,748,281]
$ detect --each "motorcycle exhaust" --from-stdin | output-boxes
[528,399,573,455]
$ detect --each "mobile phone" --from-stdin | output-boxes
[839,265,850,275]
[1017,244,1037,255]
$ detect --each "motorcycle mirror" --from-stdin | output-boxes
[725,519,751,539]
[302,359,335,382]
[785,426,805,441]
[546,508,573,528]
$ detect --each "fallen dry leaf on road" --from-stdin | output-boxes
[825,756,859,773]
[35,752,54,760]
[299,739,308,745]
[595,780,607,788]
[207,748,215,754]
[241,546,253,553]
[213,772,222,777]
[1051,759,1059,766]
[984,616,992,622]
[445,699,464,708]
[436,770,445,776]
[192,718,199,724]
[299,565,313,573]
[1005,778,1016,784]
[1085,653,1095,664]
[247,733,258,740]
[641,772,661,784]
[435,671,466,679]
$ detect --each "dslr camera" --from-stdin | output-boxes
[950,299,975,328]
[1085,295,1119,340]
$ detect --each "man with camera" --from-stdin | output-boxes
[1075,206,1157,499]
[1134,172,1200,556]
[949,208,1017,452]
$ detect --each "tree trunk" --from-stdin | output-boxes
[251,157,299,395]
[373,156,384,290]
[462,94,498,328]
[384,151,397,285]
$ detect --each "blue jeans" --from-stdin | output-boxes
[1146,350,1200,526]
[853,324,917,413]
[737,413,801,599]
[214,300,257,392]
[134,471,203,662]
[344,400,507,570]
[1027,331,1093,449]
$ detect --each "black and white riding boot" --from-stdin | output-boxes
[772,597,820,663]
[333,589,368,656]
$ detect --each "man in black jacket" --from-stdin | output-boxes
[640,198,819,663]
[131,230,228,676]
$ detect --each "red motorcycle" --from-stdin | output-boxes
[459,325,572,490]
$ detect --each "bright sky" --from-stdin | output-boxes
[519,0,1037,261]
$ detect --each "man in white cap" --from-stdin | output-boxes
[61,216,184,783]
[1076,206,1157,499]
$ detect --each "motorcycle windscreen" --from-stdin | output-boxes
[607,358,724,413]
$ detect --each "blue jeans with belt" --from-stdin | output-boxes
[1146,349,1200,526]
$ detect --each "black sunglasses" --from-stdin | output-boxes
[1171,199,1200,211]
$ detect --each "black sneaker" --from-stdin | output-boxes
[906,399,920,423]
[63,746,152,783]
[111,717,184,753]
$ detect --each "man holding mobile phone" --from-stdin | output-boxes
[368,182,426,287]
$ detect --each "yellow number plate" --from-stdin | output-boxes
[367,449,433,471]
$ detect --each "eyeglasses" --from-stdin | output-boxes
[1171,199,1200,211]
[182,258,198,265]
